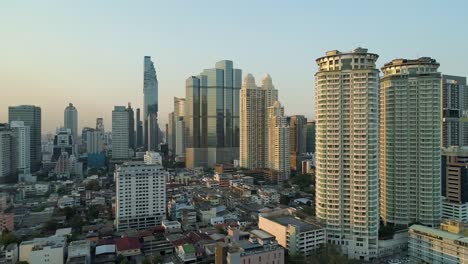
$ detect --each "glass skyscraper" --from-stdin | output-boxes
[143,56,159,151]
[185,60,241,168]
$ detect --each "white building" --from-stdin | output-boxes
[64,103,78,142]
[144,151,162,165]
[315,48,379,260]
[112,106,130,160]
[20,236,66,264]
[115,161,167,231]
[380,57,441,227]
[83,128,102,154]
[259,208,326,257]
[1,243,19,264]
[10,121,30,177]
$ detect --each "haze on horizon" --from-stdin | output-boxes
[1,0,467,134]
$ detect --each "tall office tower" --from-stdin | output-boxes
[167,112,174,152]
[0,124,18,183]
[441,147,468,222]
[267,101,290,180]
[289,115,307,171]
[315,48,379,260]
[127,103,135,150]
[305,121,316,154]
[96,118,104,133]
[441,75,468,147]
[64,103,78,141]
[8,105,41,172]
[10,121,30,176]
[82,128,103,154]
[112,106,130,160]
[136,108,143,148]
[240,74,266,169]
[143,56,159,151]
[380,57,441,228]
[115,156,167,231]
[185,60,241,168]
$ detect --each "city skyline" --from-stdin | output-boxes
[2,0,468,133]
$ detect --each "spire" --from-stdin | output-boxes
[242,73,257,89]
[261,74,274,89]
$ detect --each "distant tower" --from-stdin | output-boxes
[96,118,104,133]
[289,115,306,171]
[315,48,379,260]
[380,57,441,227]
[127,103,135,150]
[64,103,78,141]
[267,101,290,180]
[143,56,159,151]
[136,108,143,148]
[305,121,316,154]
[10,121,30,176]
[112,106,130,160]
[8,105,41,172]
[0,124,18,183]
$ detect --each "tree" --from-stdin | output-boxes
[62,207,76,220]
[42,220,59,233]
[85,180,101,191]
[86,205,100,221]
[70,215,84,232]
[0,230,18,245]
[152,255,162,264]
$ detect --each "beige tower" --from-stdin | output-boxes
[315,48,379,260]
[267,101,290,180]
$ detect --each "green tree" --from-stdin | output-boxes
[70,215,84,232]
[0,230,18,245]
[42,220,59,233]
[62,207,76,220]
[85,180,101,191]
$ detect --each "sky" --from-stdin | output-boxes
[1,0,468,134]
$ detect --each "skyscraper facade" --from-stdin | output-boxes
[240,74,266,169]
[64,103,78,141]
[136,108,143,148]
[8,105,41,172]
[143,56,159,151]
[239,74,279,171]
[305,121,316,154]
[167,112,174,152]
[267,101,290,180]
[10,121,30,176]
[0,124,18,183]
[169,97,186,157]
[82,127,103,154]
[185,60,241,168]
[112,106,130,160]
[315,48,379,260]
[441,75,468,147]
[96,118,104,133]
[380,57,441,227]
[289,115,306,171]
[127,103,135,150]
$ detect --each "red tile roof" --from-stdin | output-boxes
[114,237,141,251]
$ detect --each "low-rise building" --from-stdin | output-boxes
[258,208,325,256]
[138,227,174,256]
[197,206,217,224]
[114,237,141,257]
[162,220,182,233]
[19,236,66,264]
[94,244,116,264]
[0,213,14,232]
[67,240,91,264]
[409,220,468,264]
[213,173,231,189]
[176,244,196,263]
[0,243,18,264]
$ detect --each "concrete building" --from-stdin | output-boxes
[10,121,30,177]
[64,103,78,141]
[442,75,468,147]
[143,151,162,165]
[112,106,130,160]
[0,124,17,183]
[169,97,186,157]
[51,128,75,162]
[8,105,41,172]
[225,230,285,264]
[115,160,167,231]
[239,74,279,171]
[136,108,143,149]
[409,220,468,264]
[380,57,441,227]
[315,48,379,260]
[305,121,315,154]
[82,127,103,154]
[267,101,290,181]
[289,115,306,171]
[67,240,91,264]
[185,60,241,168]
[0,213,14,232]
[143,56,159,151]
[96,117,104,133]
[442,146,468,222]
[259,208,326,256]
[20,236,66,264]
[0,243,18,264]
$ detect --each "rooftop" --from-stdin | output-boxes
[114,237,141,251]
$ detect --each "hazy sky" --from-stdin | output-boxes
[1,0,467,134]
